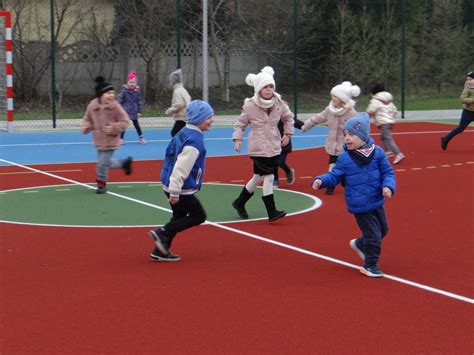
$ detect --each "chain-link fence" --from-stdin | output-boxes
[3,0,474,131]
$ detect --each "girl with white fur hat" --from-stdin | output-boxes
[301,81,361,195]
[232,66,295,222]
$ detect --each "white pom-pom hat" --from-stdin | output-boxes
[245,66,276,95]
[330,81,361,104]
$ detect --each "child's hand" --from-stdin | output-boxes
[383,187,392,198]
[312,178,322,190]
[234,140,242,152]
[103,125,113,135]
[281,135,290,146]
[301,125,308,132]
[168,196,179,205]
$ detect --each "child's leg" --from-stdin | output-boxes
[161,194,207,238]
[96,150,114,181]
[354,208,388,267]
[132,119,144,138]
[245,174,262,193]
[380,125,400,155]
[278,152,291,174]
[445,109,474,141]
[171,120,186,137]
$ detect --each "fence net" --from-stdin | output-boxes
[3,0,473,131]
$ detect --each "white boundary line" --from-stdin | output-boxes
[0,158,473,305]
[0,182,321,228]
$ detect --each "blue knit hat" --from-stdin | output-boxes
[187,100,214,126]
[343,113,371,142]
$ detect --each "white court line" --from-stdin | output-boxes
[1,129,473,148]
[1,158,473,305]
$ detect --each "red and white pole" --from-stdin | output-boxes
[0,11,13,131]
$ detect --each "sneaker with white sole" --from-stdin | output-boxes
[393,153,405,165]
[147,229,169,254]
[150,247,181,262]
[349,239,365,261]
[360,264,384,278]
[140,137,147,144]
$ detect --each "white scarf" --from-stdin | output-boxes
[328,99,355,116]
[252,92,281,109]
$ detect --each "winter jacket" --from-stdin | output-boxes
[160,125,206,197]
[366,92,398,126]
[118,86,143,120]
[233,97,294,157]
[81,98,130,150]
[303,106,357,156]
[315,138,396,214]
[460,84,474,111]
[166,83,191,121]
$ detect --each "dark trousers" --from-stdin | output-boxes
[354,207,388,266]
[121,119,143,138]
[163,192,207,237]
[171,120,186,137]
[446,109,474,140]
[274,151,291,180]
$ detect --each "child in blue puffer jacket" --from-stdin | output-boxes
[118,71,146,144]
[312,113,396,278]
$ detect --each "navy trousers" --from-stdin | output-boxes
[446,109,474,140]
[354,207,388,267]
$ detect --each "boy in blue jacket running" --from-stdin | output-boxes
[312,113,396,277]
[148,100,214,262]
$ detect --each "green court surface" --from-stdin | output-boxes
[0,182,321,227]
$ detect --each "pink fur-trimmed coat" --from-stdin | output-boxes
[81,98,130,150]
[233,97,294,157]
[303,106,357,156]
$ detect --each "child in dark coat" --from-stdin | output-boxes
[312,113,396,277]
[118,71,146,144]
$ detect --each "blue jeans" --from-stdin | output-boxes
[354,207,388,266]
[96,150,123,181]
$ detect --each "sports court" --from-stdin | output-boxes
[1,121,473,353]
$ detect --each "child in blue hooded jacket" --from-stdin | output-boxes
[312,113,396,277]
[147,100,214,262]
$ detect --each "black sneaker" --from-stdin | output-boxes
[150,247,181,262]
[360,264,384,278]
[440,136,449,151]
[286,168,295,185]
[122,156,133,175]
[147,229,169,254]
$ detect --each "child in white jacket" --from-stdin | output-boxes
[366,84,405,164]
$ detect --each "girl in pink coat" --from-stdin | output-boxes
[232,66,294,222]
[302,81,361,195]
[81,76,133,194]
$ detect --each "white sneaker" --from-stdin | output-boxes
[350,239,365,261]
[393,153,405,164]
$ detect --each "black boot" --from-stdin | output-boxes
[96,179,107,194]
[440,136,449,151]
[262,194,286,222]
[232,187,254,219]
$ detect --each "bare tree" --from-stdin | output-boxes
[114,0,176,103]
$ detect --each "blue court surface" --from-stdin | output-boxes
[0,126,328,165]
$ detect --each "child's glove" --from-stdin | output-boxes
[234,140,242,152]
[311,178,322,190]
